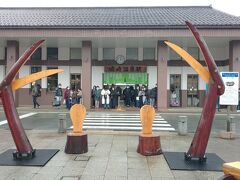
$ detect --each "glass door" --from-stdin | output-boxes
[170,74,181,107]
[187,74,199,107]
[70,74,81,90]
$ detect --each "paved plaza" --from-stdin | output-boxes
[0,107,239,180]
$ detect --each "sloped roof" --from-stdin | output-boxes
[0,6,240,29]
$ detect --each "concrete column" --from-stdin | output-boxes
[157,41,168,111]
[82,41,92,109]
[6,41,19,106]
[229,41,240,72]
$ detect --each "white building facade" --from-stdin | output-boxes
[0,7,240,110]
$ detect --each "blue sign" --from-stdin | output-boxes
[222,72,239,77]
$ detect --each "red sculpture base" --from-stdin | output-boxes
[137,134,162,156]
[65,133,88,154]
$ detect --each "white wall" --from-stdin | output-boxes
[138,47,143,61]
[58,47,70,60]
[92,66,104,88]
[42,47,47,60]
[58,66,70,88]
[0,47,4,60]
[18,65,30,88]
[209,47,229,60]
[0,65,4,82]
[98,48,103,61]
[115,48,126,59]
[70,66,82,74]
[147,66,157,89]
[19,46,28,57]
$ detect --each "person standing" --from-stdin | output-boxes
[77,88,83,104]
[91,86,97,108]
[101,85,110,109]
[94,86,101,108]
[32,82,40,108]
[149,86,157,107]
[64,86,71,110]
[55,83,63,106]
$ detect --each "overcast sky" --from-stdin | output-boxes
[0,0,239,16]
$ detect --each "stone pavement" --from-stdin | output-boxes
[0,106,239,180]
[0,128,239,180]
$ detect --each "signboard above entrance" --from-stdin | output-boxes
[103,72,148,85]
[104,65,147,72]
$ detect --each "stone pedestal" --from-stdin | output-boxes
[65,133,88,154]
[137,134,162,156]
[219,131,235,139]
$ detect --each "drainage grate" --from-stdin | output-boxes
[74,155,91,161]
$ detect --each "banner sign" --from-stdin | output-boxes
[219,72,239,105]
[103,72,148,85]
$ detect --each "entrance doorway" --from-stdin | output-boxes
[187,74,199,107]
[170,74,181,107]
[70,74,81,90]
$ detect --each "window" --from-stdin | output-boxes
[126,48,138,60]
[170,74,181,107]
[70,74,81,90]
[70,48,81,60]
[103,48,115,60]
[47,48,58,60]
[30,48,42,60]
[187,47,199,60]
[92,48,98,60]
[30,66,42,91]
[47,67,58,91]
[187,74,199,107]
[143,48,155,60]
[169,49,181,60]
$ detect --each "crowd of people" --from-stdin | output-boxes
[91,84,157,109]
[32,83,157,110]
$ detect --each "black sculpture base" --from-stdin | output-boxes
[0,149,59,166]
[13,149,36,160]
[163,152,224,171]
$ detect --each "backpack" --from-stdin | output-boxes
[36,84,41,97]
[56,88,63,96]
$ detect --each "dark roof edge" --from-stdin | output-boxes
[0,6,212,9]
[1,25,240,30]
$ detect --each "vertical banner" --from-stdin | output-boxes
[219,72,239,105]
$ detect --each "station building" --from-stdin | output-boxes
[0,6,240,110]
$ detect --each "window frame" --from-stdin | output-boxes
[47,67,58,92]
[103,48,115,60]
[143,48,155,60]
[47,47,58,60]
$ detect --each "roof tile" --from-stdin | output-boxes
[0,6,240,28]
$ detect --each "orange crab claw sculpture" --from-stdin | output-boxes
[165,21,225,162]
[0,40,63,159]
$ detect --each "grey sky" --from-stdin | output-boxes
[0,0,239,16]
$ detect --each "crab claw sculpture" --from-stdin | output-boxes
[165,21,225,162]
[0,40,63,159]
